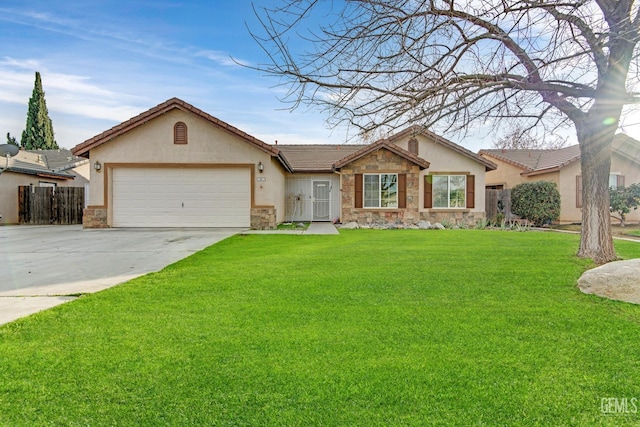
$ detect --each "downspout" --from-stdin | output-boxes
[332,164,342,224]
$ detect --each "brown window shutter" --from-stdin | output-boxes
[617,175,625,187]
[424,175,433,209]
[174,122,187,144]
[354,174,363,208]
[398,174,407,208]
[466,175,475,209]
[576,175,582,208]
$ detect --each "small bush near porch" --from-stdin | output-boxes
[1,231,639,426]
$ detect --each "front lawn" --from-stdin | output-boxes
[1,230,640,426]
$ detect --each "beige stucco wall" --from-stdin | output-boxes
[394,133,489,215]
[0,169,88,225]
[483,151,640,224]
[483,156,528,189]
[87,108,287,225]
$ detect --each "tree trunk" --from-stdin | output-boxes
[576,126,616,264]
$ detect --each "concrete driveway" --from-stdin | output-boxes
[0,225,241,325]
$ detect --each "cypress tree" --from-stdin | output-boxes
[21,71,58,150]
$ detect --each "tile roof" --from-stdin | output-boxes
[479,145,581,175]
[276,144,366,172]
[0,149,79,179]
[480,134,640,176]
[28,149,89,172]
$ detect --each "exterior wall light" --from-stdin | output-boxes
[94,161,102,172]
[258,161,264,173]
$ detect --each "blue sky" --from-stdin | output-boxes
[0,0,350,150]
[1,1,639,152]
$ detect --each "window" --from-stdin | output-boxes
[577,174,625,207]
[433,175,466,208]
[174,122,187,144]
[610,173,624,189]
[424,174,475,209]
[364,174,398,208]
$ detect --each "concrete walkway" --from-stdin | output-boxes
[305,222,340,234]
[242,222,340,235]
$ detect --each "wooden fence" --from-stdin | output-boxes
[18,186,84,225]
[485,189,515,222]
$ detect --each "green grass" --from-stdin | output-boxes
[626,229,640,237]
[1,230,640,426]
[277,221,309,230]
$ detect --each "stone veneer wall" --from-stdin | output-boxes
[83,207,108,229]
[419,210,485,224]
[340,149,421,225]
[251,207,277,229]
[340,148,486,227]
[83,206,278,229]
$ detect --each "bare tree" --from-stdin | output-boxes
[251,0,640,263]
[492,125,567,149]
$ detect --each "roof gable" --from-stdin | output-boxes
[612,133,640,164]
[391,126,497,171]
[71,98,292,171]
[333,138,430,170]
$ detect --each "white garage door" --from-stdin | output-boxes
[112,167,251,227]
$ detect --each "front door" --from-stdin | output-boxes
[313,181,331,221]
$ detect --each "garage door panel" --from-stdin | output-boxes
[112,168,250,227]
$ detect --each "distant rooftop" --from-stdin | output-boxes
[479,145,581,175]
[479,134,640,176]
[1,148,88,179]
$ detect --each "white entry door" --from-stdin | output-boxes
[313,180,331,221]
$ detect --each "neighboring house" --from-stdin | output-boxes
[0,149,90,224]
[479,134,640,224]
[71,98,496,229]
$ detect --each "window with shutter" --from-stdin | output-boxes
[174,122,187,145]
[425,174,474,208]
[363,174,399,208]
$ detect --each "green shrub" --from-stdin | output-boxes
[610,183,640,227]
[511,181,561,226]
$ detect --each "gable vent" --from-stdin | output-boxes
[174,122,188,145]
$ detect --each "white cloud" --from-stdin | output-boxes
[195,50,247,67]
[0,57,146,122]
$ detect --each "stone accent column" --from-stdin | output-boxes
[251,207,277,229]
[83,207,108,229]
